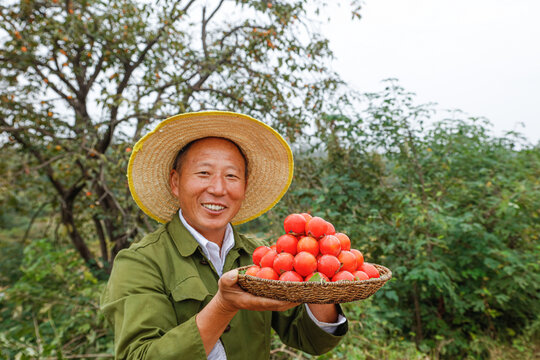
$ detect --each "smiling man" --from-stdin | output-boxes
[100,111,348,359]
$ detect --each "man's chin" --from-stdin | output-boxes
[200,217,231,230]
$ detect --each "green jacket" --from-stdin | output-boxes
[101,215,347,360]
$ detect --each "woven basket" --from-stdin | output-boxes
[237,264,392,304]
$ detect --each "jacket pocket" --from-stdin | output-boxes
[171,276,211,325]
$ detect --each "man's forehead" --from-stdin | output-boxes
[182,138,245,165]
[186,138,241,156]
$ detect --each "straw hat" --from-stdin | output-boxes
[127,111,294,225]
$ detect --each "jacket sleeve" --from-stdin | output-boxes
[100,249,207,360]
[271,304,348,355]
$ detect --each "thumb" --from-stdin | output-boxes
[220,269,239,287]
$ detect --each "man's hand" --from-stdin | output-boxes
[196,269,299,355]
[214,269,300,314]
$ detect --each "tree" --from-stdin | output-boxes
[0,0,360,272]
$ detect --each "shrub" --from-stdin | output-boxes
[0,239,113,359]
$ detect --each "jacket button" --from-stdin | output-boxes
[224,325,231,333]
[200,258,208,265]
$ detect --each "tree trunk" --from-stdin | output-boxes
[93,214,109,265]
[61,199,93,264]
[111,228,137,265]
[412,282,424,346]
[437,295,445,319]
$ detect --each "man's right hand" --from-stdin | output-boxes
[214,269,300,314]
[196,269,299,355]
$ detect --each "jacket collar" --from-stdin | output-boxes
[167,214,199,257]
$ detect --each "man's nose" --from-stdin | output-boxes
[208,175,226,195]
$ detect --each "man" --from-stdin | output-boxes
[101,111,348,359]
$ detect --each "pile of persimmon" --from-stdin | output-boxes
[246,213,380,282]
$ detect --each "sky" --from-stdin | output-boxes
[321,0,540,145]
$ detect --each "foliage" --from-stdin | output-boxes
[0,0,357,272]
[270,299,426,360]
[0,238,112,359]
[255,81,540,358]
[0,146,54,287]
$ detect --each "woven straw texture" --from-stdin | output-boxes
[237,264,392,304]
[127,111,294,224]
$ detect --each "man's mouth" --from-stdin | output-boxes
[202,203,226,211]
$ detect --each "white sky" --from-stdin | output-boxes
[321,0,540,145]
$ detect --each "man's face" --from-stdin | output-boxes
[170,137,247,243]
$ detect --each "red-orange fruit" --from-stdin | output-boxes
[335,233,351,251]
[319,235,342,257]
[350,249,364,269]
[317,254,341,278]
[276,234,298,255]
[360,262,380,278]
[353,270,369,280]
[246,265,261,277]
[279,270,303,282]
[260,249,277,268]
[252,246,271,266]
[338,250,357,273]
[270,244,277,252]
[284,213,307,235]
[273,252,294,274]
[300,212,312,222]
[293,251,317,277]
[297,236,319,257]
[326,221,336,235]
[305,216,327,239]
[332,270,355,282]
[256,267,279,280]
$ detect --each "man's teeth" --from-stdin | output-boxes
[203,204,225,211]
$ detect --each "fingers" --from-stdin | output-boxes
[218,270,300,312]
[220,269,239,288]
[239,293,300,312]
[261,299,300,312]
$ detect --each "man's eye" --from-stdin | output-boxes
[197,171,209,175]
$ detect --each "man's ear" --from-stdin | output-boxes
[169,169,180,198]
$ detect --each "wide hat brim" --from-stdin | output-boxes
[127,111,294,225]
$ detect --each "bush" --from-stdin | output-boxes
[0,239,113,359]
[253,83,540,358]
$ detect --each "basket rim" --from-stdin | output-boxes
[237,263,392,286]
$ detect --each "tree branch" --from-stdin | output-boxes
[93,214,109,264]
[0,116,66,197]
[201,6,209,59]
[0,125,57,138]
[181,0,198,13]
[23,202,48,242]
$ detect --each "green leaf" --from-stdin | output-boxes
[306,272,326,282]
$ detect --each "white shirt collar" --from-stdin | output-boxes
[178,209,235,276]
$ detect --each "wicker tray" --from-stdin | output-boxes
[237,264,392,304]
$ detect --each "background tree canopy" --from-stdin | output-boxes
[1,0,538,359]
[0,0,359,274]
